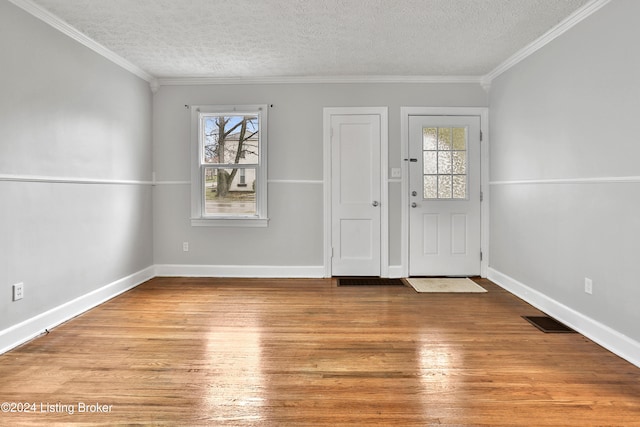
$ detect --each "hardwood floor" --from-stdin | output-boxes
[1,277,639,426]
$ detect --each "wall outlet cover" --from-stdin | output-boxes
[584,278,593,295]
[13,283,24,301]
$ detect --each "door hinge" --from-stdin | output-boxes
[480,131,483,142]
[480,251,483,261]
[480,191,484,202]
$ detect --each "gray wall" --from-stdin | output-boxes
[153,83,488,269]
[0,1,153,330]
[489,0,640,342]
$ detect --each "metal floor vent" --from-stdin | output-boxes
[522,316,576,333]
[337,277,405,287]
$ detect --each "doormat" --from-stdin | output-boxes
[522,316,576,333]
[337,277,405,287]
[406,277,486,293]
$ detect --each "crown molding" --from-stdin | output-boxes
[10,0,611,90]
[483,0,612,84]
[156,75,483,86]
[8,0,155,84]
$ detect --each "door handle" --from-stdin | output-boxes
[412,191,418,197]
[372,201,379,207]
[411,202,417,208]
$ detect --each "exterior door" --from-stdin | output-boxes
[331,114,381,276]
[408,115,481,276]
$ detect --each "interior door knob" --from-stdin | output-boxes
[411,202,417,208]
[372,201,379,207]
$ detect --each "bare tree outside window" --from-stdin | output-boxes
[202,114,260,215]
[191,104,268,225]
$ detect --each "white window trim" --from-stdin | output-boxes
[190,104,268,227]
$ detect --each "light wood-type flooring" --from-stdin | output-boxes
[1,277,639,426]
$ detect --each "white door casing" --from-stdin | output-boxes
[408,114,483,276]
[323,108,388,277]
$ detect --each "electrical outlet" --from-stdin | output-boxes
[183,242,189,252]
[13,283,24,301]
[584,278,593,295]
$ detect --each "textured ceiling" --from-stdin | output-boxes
[29,0,592,79]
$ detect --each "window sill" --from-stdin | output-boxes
[190,217,269,228]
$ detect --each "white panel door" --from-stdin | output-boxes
[331,114,381,276]
[409,115,481,276]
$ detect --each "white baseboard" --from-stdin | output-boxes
[155,264,403,279]
[488,267,640,368]
[154,264,326,278]
[0,266,155,355]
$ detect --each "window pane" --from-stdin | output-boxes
[423,127,437,150]
[438,175,452,199]
[452,127,466,150]
[438,151,452,174]
[453,175,466,199]
[423,151,437,174]
[453,151,466,174]
[438,127,452,150]
[203,115,259,165]
[423,175,437,199]
[204,167,256,216]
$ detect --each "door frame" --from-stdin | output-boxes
[323,107,389,278]
[400,107,489,278]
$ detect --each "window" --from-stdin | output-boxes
[191,105,268,226]
[422,126,468,200]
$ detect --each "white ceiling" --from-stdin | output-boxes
[26,0,594,80]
